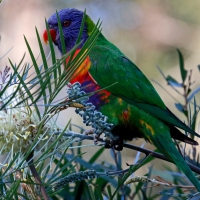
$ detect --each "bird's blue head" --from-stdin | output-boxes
[43,8,93,53]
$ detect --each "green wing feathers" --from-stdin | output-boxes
[89,38,200,138]
[89,42,166,109]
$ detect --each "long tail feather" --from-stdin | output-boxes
[156,135,200,191]
[169,126,198,145]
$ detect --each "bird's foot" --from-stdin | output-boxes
[104,138,124,151]
[84,129,124,150]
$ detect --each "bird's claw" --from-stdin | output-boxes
[104,138,124,151]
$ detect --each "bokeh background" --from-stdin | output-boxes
[1,0,200,112]
[1,0,200,196]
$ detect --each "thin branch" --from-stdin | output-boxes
[123,143,200,174]
[26,151,50,200]
[124,175,195,189]
[54,131,200,174]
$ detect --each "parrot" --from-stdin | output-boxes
[43,8,200,190]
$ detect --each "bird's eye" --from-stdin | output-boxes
[63,20,71,27]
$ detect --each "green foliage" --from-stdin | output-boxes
[0,13,102,199]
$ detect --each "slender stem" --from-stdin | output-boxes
[26,151,50,200]
[57,131,200,174]
[123,143,200,174]
[111,148,126,199]
[124,175,196,189]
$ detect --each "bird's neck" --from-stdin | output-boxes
[95,33,109,45]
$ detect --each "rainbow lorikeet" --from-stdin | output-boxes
[43,8,200,190]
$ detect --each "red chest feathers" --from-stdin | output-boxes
[66,49,111,109]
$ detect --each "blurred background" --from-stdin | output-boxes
[1,0,200,188]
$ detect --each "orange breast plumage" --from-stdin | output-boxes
[66,49,111,110]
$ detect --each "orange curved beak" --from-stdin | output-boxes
[43,29,57,44]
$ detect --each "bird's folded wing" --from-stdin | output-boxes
[89,44,200,137]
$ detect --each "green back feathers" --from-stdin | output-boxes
[85,14,95,35]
